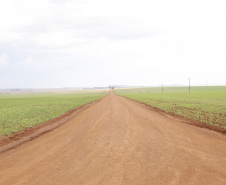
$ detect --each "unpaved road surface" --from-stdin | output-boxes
[0,93,226,185]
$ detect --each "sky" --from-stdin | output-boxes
[0,0,225,88]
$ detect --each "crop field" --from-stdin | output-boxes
[115,86,226,129]
[0,91,107,136]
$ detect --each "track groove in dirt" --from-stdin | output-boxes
[0,93,226,185]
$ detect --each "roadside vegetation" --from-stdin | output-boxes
[0,91,107,135]
[115,86,226,129]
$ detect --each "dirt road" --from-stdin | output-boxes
[0,93,226,185]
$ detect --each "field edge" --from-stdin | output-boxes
[0,95,107,153]
[117,94,226,134]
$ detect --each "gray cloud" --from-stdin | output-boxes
[0,0,225,88]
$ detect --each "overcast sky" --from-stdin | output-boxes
[0,0,225,88]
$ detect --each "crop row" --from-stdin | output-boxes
[115,86,226,129]
[0,91,107,135]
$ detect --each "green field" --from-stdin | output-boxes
[0,91,107,135]
[115,86,226,129]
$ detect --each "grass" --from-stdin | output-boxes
[0,91,108,136]
[114,86,226,129]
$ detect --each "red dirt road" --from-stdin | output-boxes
[0,93,226,185]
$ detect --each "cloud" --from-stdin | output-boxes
[23,56,34,65]
[0,54,9,66]
[0,0,225,88]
